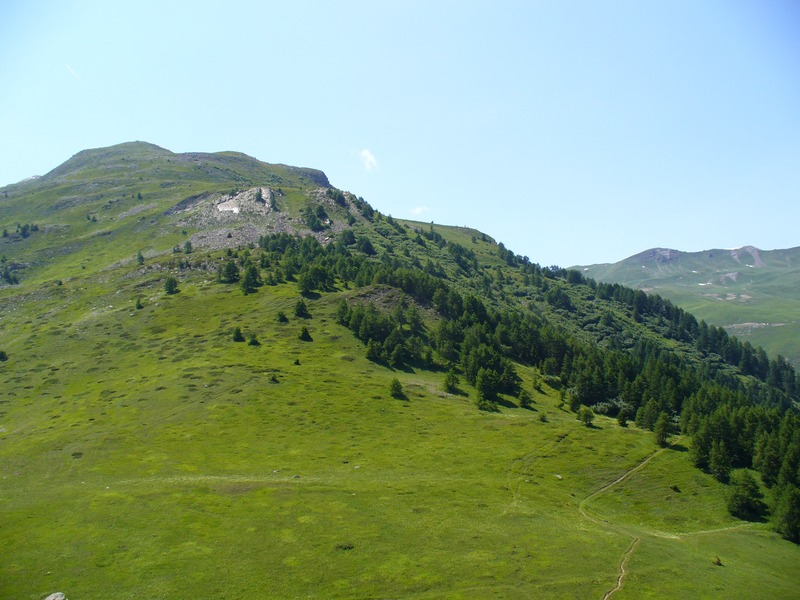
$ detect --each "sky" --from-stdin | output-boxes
[1,0,798,267]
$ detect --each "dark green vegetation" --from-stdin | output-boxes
[577,246,800,367]
[2,143,800,598]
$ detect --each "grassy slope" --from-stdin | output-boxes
[577,247,800,366]
[2,144,800,598]
[2,263,799,599]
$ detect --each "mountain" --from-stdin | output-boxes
[2,143,800,599]
[575,246,800,367]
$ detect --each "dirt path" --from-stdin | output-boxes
[578,449,664,599]
[602,537,640,600]
[579,448,665,523]
[579,445,760,598]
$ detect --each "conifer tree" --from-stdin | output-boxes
[654,412,671,446]
[726,470,766,520]
[775,487,800,542]
[295,299,310,318]
[389,378,403,399]
[444,369,459,394]
[164,276,178,295]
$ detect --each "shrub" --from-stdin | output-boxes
[232,327,245,342]
[0,350,8,362]
[299,326,312,341]
[247,333,260,346]
[389,378,403,399]
[276,311,289,323]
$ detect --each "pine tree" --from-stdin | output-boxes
[577,406,595,427]
[389,378,403,399]
[709,439,732,483]
[220,260,239,283]
[164,276,178,295]
[241,264,259,295]
[726,470,766,520]
[444,369,459,394]
[775,487,800,543]
[654,412,671,446]
[295,299,311,318]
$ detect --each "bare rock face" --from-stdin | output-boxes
[44,594,67,600]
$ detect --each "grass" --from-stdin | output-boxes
[2,266,799,598]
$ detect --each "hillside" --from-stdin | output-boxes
[575,246,800,367]
[2,143,800,599]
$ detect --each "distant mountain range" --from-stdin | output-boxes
[575,245,800,366]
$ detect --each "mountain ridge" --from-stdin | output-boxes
[574,244,800,367]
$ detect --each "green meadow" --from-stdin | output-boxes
[2,267,799,599]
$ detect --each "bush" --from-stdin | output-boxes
[276,311,289,323]
[0,350,7,362]
[247,333,260,346]
[299,326,312,341]
[518,389,532,408]
[232,327,245,342]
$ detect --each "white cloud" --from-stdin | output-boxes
[411,206,431,216]
[359,148,378,171]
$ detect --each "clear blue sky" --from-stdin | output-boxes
[2,0,798,267]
